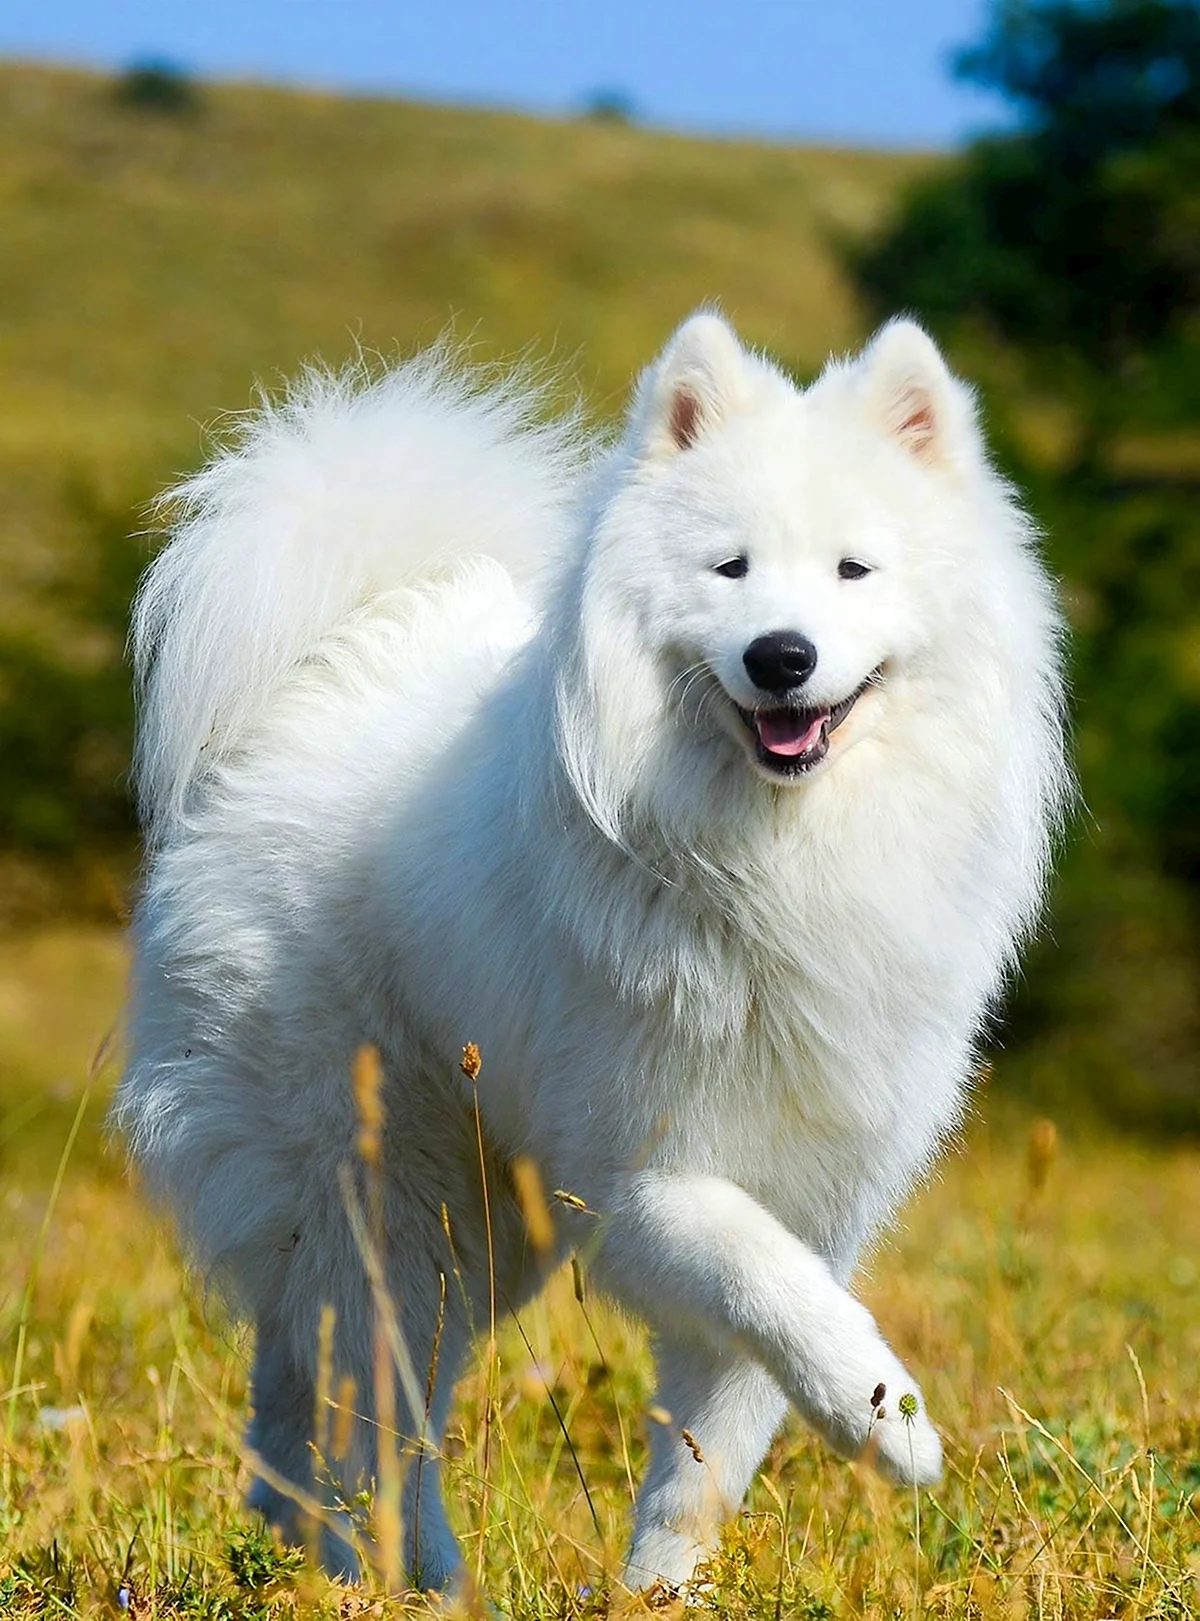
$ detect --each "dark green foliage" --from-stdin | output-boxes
[0,485,142,858]
[581,89,638,124]
[114,59,201,116]
[1000,461,1200,1130]
[853,0,1200,443]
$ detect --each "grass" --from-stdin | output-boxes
[1,929,1198,1618]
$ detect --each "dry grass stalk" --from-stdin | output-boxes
[350,1042,403,1594]
[462,1042,498,1589]
[510,1155,554,1255]
[1027,1117,1059,1197]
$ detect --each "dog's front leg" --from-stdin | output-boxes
[623,1334,787,1592]
[597,1172,942,1490]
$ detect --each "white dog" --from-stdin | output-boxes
[114,312,1067,1592]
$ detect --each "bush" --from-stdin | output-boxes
[113,59,200,116]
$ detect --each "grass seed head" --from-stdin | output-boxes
[553,1188,595,1214]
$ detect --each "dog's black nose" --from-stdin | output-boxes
[743,631,818,694]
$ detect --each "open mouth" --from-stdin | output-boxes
[735,671,880,777]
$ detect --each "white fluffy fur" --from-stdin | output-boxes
[114,313,1068,1592]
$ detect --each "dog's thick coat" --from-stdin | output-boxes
[115,315,1068,1590]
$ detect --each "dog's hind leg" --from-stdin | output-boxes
[245,1318,361,1580]
[246,1295,469,1591]
[623,1336,786,1593]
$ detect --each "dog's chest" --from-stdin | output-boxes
[531,801,982,1256]
[628,949,967,1266]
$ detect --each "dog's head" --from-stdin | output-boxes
[554,310,1011,844]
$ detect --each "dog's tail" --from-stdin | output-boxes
[132,348,582,844]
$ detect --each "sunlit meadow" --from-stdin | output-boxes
[1,931,1197,1618]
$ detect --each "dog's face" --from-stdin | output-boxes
[588,314,981,791]
[635,393,922,786]
[559,312,989,838]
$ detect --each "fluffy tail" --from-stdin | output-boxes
[132,348,583,843]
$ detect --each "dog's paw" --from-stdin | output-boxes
[805,1337,943,1487]
[862,1391,943,1486]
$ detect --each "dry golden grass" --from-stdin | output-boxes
[1,929,1197,1618]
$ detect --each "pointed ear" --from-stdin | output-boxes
[855,319,976,469]
[630,311,753,461]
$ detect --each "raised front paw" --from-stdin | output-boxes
[812,1350,943,1486]
[861,1385,943,1486]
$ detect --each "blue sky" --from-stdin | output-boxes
[0,1,1009,148]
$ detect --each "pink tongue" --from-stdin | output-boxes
[755,709,829,757]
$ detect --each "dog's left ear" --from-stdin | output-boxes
[855,319,977,470]
[630,310,752,462]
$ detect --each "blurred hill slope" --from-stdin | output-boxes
[0,60,927,596]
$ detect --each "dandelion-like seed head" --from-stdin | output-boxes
[898,1391,919,1421]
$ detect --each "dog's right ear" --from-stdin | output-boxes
[630,311,752,462]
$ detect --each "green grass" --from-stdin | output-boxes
[1,930,1197,1618]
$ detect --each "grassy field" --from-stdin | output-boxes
[0,930,1197,1619]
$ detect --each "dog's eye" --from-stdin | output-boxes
[713,555,749,580]
[837,558,872,581]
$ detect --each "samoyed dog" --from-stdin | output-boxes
[114,312,1067,1592]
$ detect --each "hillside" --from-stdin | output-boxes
[0,60,929,627]
[0,60,933,921]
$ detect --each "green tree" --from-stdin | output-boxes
[853,0,1200,462]
[850,0,1200,1128]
